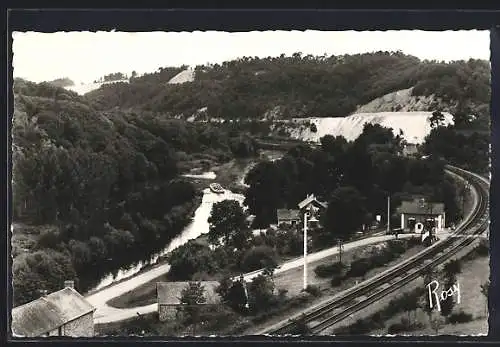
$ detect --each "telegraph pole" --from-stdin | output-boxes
[338,238,344,264]
[303,211,308,290]
[387,195,391,234]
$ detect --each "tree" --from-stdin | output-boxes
[248,271,276,313]
[244,161,287,227]
[217,276,248,313]
[429,111,446,128]
[480,280,489,316]
[443,259,462,281]
[167,241,221,280]
[177,281,207,335]
[430,313,445,335]
[440,259,462,320]
[208,200,250,250]
[240,245,279,272]
[323,186,368,241]
[421,266,438,323]
[400,291,420,326]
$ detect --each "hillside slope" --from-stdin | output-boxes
[355,87,444,113]
[287,111,454,144]
[82,52,490,123]
[167,68,195,84]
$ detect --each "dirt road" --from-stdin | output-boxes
[88,232,436,324]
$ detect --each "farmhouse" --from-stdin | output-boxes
[276,209,300,227]
[398,197,446,232]
[11,282,95,337]
[156,281,221,322]
[402,143,419,157]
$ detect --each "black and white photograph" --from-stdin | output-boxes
[10,29,490,337]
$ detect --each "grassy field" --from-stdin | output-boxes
[241,239,424,335]
[403,255,489,335]
[324,245,489,336]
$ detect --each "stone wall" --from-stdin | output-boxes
[159,305,178,322]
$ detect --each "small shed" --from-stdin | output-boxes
[156,281,221,322]
[11,286,95,337]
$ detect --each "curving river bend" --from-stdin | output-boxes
[86,152,283,295]
[87,186,245,293]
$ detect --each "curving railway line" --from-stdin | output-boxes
[263,165,489,335]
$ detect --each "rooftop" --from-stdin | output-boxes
[277,209,300,221]
[298,194,328,210]
[11,287,95,337]
[398,198,445,215]
[156,281,221,305]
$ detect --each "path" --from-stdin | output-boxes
[88,231,451,324]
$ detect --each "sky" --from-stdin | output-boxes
[12,30,490,85]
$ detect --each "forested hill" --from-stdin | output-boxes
[83,52,490,124]
[11,78,259,305]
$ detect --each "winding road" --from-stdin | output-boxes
[87,231,450,324]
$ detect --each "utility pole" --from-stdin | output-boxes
[303,211,308,290]
[387,195,391,234]
[338,238,344,264]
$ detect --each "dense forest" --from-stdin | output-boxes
[11,51,490,306]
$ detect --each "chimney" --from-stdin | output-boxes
[64,280,75,289]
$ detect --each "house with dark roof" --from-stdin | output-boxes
[402,143,419,157]
[156,281,221,322]
[11,283,95,337]
[276,209,300,227]
[397,197,446,233]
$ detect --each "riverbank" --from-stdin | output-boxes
[86,152,265,298]
[82,194,202,295]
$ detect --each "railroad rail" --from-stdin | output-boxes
[264,165,489,335]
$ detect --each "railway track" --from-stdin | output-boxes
[265,165,489,335]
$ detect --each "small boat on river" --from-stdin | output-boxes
[209,183,225,194]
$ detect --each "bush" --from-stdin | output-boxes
[348,258,371,277]
[314,262,347,278]
[388,317,411,334]
[240,245,279,272]
[331,276,343,287]
[304,285,322,297]
[448,310,473,324]
[387,240,406,255]
[387,317,424,334]
[475,239,489,256]
[346,318,379,334]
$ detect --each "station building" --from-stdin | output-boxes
[398,197,446,232]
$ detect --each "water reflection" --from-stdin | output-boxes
[86,186,244,293]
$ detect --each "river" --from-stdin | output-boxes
[87,151,285,293]
[87,185,245,293]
